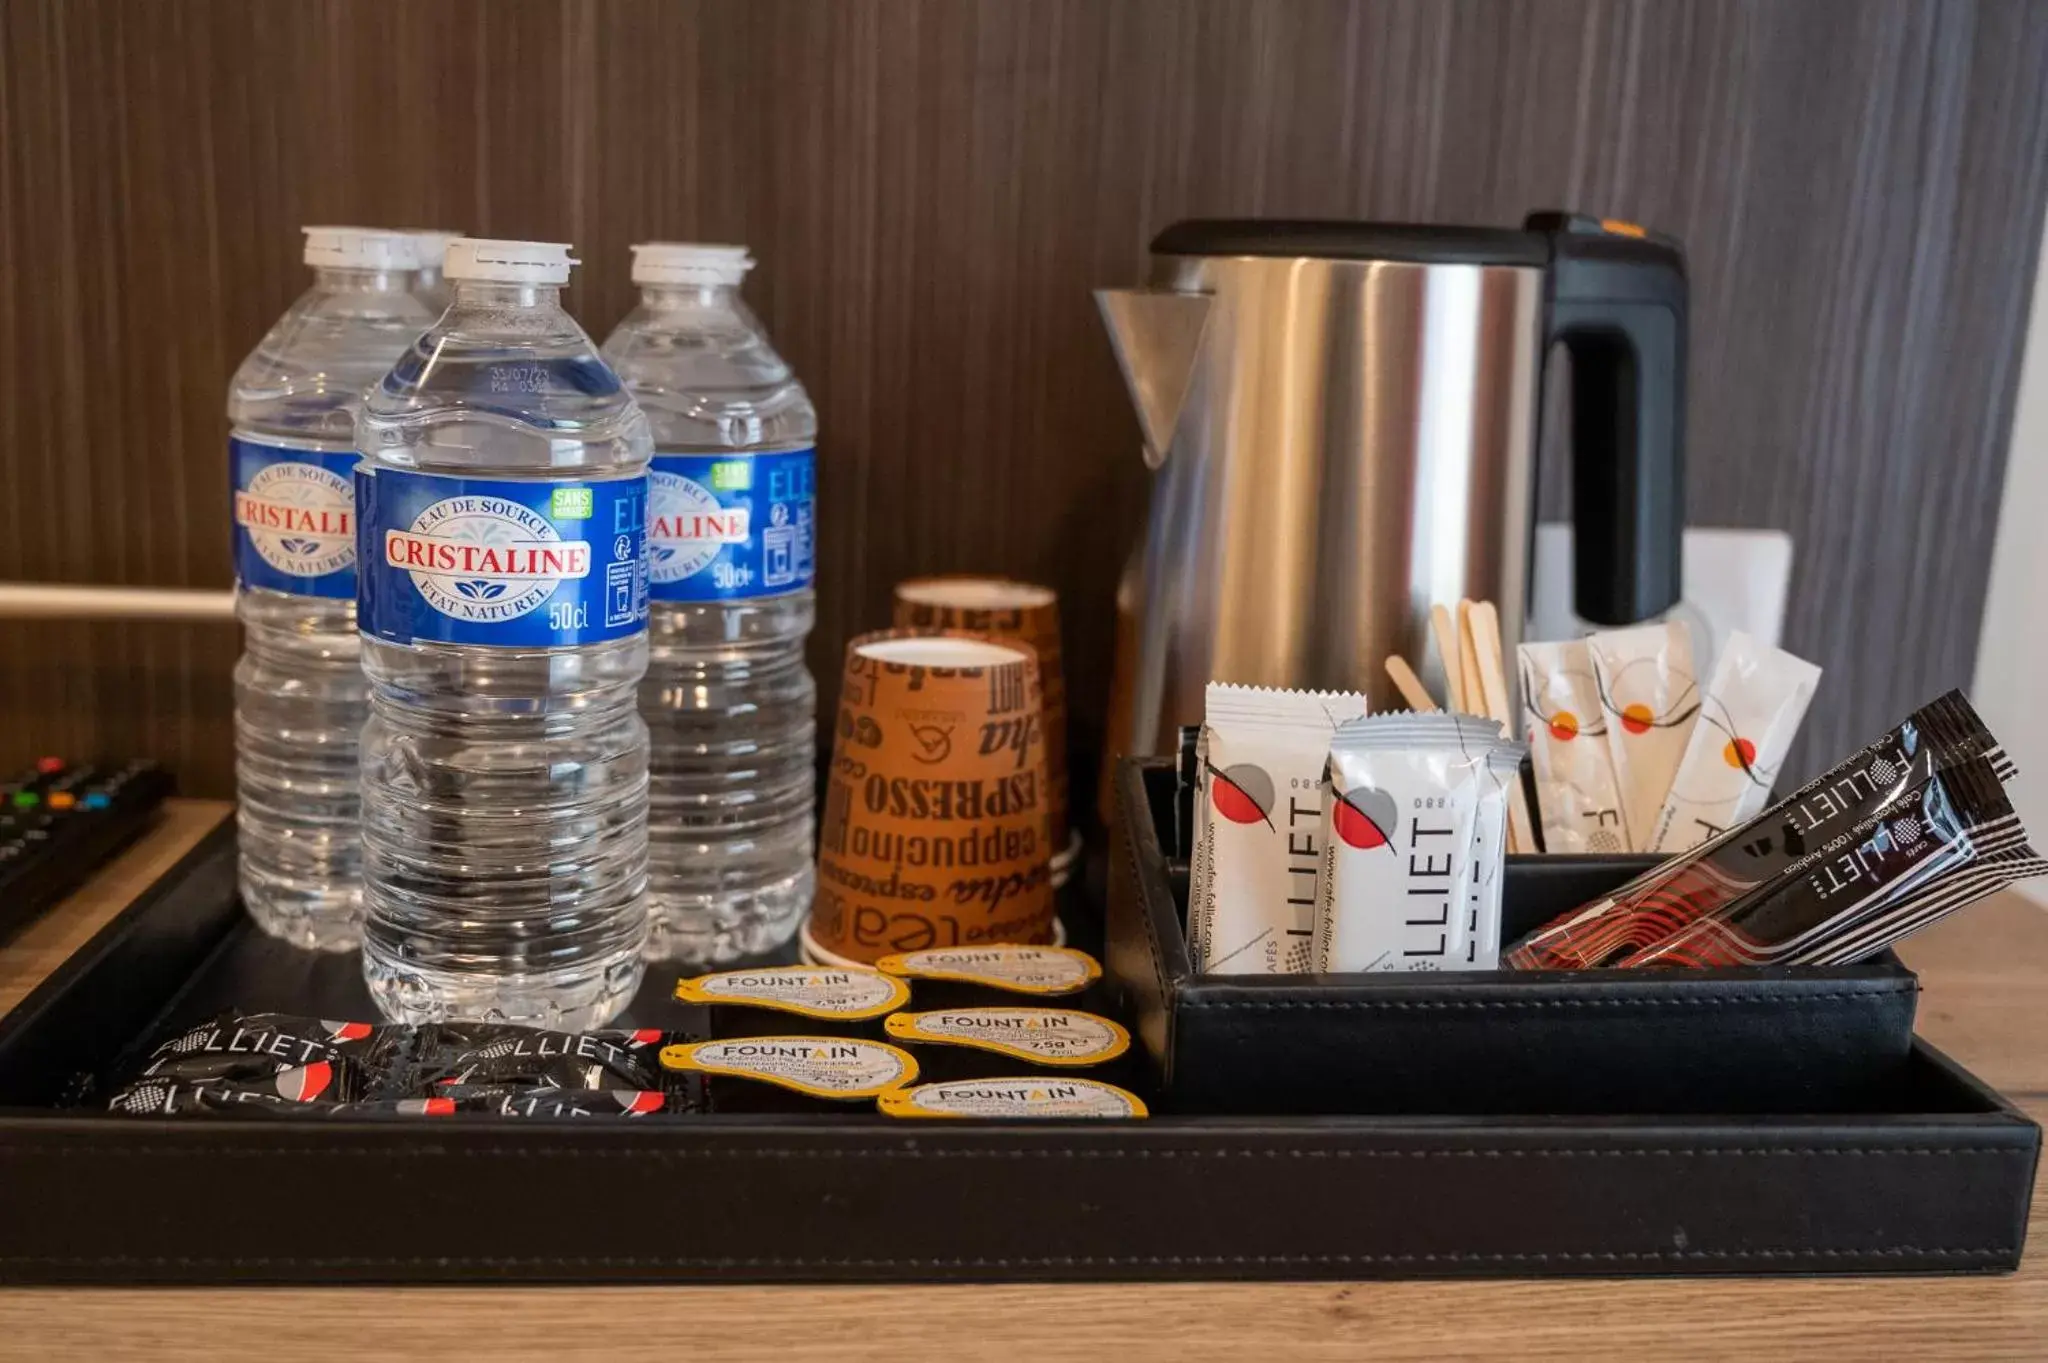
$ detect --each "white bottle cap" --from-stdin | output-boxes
[630,243,755,286]
[301,226,424,271]
[443,238,578,285]
[400,229,465,266]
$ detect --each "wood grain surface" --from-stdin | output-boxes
[0,806,2044,1359]
[2,0,2045,799]
[0,801,229,1018]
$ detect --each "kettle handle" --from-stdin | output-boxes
[1526,213,1687,626]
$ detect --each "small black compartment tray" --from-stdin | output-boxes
[0,820,2033,1283]
[1110,760,1923,1115]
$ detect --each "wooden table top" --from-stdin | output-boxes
[1,799,2044,1362]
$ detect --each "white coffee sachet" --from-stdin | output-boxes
[1468,745,1523,966]
[1645,631,1822,854]
[1586,621,1699,852]
[1188,684,1370,975]
[1313,713,1524,973]
[1518,637,1629,854]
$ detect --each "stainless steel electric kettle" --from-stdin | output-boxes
[1095,211,1687,773]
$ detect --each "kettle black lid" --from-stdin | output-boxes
[1150,219,1549,267]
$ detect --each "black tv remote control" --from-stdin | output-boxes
[0,759,173,944]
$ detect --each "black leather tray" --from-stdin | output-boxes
[0,820,2034,1283]
[1111,760,1925,1116]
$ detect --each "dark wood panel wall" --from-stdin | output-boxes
[2,0,2044,797]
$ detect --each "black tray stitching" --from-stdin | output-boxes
[1179,990,1909,1011]
[1117,788,1174,1011]
[0,1246,2015,1269]
[2,1146,2023,1158]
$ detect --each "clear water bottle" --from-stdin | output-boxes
[356,239,653,1027]
[229,227,433,951]
[600,244,818,965]
[402,229,463,313]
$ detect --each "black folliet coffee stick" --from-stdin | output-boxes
[1801,847,2048,965]
[1504,690,2013,970]
[1616,754,2030,968]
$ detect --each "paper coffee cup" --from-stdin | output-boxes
[808,630,1057,963]
[895,577,1072,876]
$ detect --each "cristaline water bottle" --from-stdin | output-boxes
[600,243,818,964]
[356,239,653,1027]
[229,226,432,950]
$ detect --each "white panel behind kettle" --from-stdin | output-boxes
[1526,524,1794,680]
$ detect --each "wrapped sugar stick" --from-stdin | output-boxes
[1313,713,1524,972]
[1189,684,1370,975]
[1586,621,1700,851]
[1617,754,2039,968]
[1645,632,1822,855]
[1518,638,1629,854]
[1504,689,2012,970]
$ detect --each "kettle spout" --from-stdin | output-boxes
[1094,288,1211,469]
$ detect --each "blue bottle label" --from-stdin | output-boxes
[356,467,649,648]
[229,438,359,598]
[647,448,816,602]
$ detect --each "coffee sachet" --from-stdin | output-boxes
[141,1012,392,1080]
[413,1025,666,1091]
[1505,689,2012,970]
[1313,714,1524,972]
[420,1086,670,1117]
[1645,632,1821,855]
[1619,755,2037,967]
[108,1060,363,1115]
[1470,745,1523,964]
[1188,684,1370,974]
[112,1081,672,1119]
[1797,847,2048,966]
[1587,621,1700,850]
[109,1014,683,1117]
[1518,638,1628,854]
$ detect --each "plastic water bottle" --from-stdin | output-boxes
[229,227,433,951]
[356,239,653,1027]
[600,244,818,964]
[403,229,463,313]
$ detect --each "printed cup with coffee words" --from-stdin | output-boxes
[806,629,1057,964]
